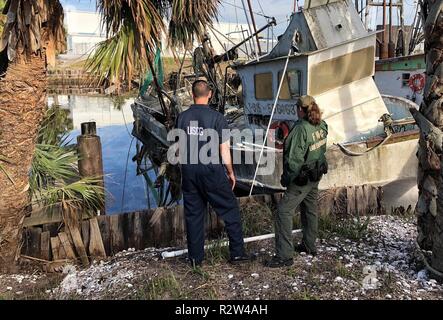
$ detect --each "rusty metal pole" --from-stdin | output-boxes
[246,0,262,56]
[388,0,395,57]
[381,0,388,59]
[240,0,258,59]
[77,122,105,215]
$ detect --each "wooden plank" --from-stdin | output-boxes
[355,186,365,216]
[167,207,176,246]
[110,214,125,254]
[173,206,185,246]
[25,228,42,258]
[67,224,90,267]
[150,208,165,247]
[140,210,151,249]
[122,213,130,250]
[58,232,76,261]
[133,212,144,250]
[58,243,67,260]
[98,215,111,255]
[21,229,31,257]
[81,220,90,251]
[127,211,144,250]
[50,237,60,261]
[160,208,170,247]
[40,231,51,261]
[175,206,185,245]
[43,223,60,238]
[126,212,135,250]
[346,186,356,216]
[89,218,107,260]
[170,207,178,246]
[24,210,91,228]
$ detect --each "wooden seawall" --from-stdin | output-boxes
[21,185,383,264]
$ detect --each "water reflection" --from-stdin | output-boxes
[49,95,160,214]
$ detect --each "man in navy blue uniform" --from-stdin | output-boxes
[176,79,251,267]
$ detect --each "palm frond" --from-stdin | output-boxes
[87,0,166,86]
[34,177,105,213]
[38,104,73,145]
[88,0,220,89]
[85,23,136,88]
[0,0,65,61]
[168,0,220,49]
[30,144,79,196]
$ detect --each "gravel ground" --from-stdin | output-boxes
[1,215,442,300]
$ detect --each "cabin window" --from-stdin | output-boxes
[402,73,410,87]
[254,73,273,100]
[278,70,302,100]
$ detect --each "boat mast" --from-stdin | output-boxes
[365,0,406,58]
[382,0,388,58]
[388,0,395,57]
[246,0,262,56]
[240,0,259,60]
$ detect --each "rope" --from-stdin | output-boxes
[221,0,270,18]
[240,0,258,60]
[248,35,296,196]
[121,136,135,213]
[335,132,392,157]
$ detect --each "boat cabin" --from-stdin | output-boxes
[235,0,388,144]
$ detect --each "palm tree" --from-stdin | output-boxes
[412,0,443,273]
[0,0,65,273]
[86,0,220,92]
[0,1,5,34]
[0,0,220,272]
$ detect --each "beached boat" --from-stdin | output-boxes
[131,0,419,208]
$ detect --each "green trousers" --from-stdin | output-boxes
[275,181,319,260]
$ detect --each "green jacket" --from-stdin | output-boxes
[281,119,328,186]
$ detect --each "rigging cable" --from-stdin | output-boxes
[121,136,135,213]
[221,0,271,18]
[248,33,297,196]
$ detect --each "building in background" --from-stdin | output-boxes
[63,9,275,59]
[64,9,106,57]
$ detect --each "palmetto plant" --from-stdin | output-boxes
[37,104,73,145]
[86,0,220,89]
[30,105,105,218]
[30,142,105,221]
[34,175,105,216]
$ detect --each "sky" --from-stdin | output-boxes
[61,0,420,35]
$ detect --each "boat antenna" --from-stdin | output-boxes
[248,33,298,197]
[240,0,259,60]
[246,0,262,56]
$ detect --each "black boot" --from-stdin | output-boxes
[229,253,256,265]
[264,256,293,268]
[294,242,317,256]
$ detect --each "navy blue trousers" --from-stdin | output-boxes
[182,164,245,263]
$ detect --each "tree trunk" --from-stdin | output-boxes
[0,52,47,272]
[415,0,443,273]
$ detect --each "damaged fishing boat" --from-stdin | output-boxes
[131,0,419,209]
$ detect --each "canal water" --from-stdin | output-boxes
[48,95,158,215]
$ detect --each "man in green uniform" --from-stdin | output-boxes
[266,95,328,268]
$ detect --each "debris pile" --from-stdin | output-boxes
[1,215,443,300]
